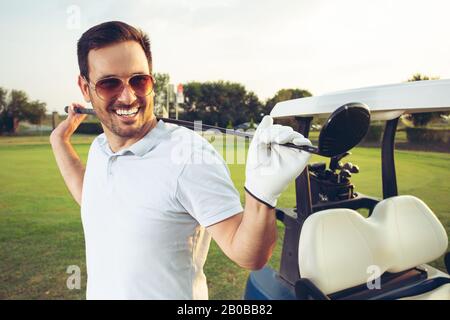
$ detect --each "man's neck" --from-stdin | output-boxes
[106,117,157,153]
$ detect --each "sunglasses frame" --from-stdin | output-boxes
[83,73,155,101]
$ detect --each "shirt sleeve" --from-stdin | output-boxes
[175,141,244,227]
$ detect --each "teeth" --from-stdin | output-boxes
[115,107,139,116]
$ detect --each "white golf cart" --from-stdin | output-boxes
[244,79,450,300]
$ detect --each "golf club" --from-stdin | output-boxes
[64,102,370,157]
[342,162,360,174]
[337,169,352,184]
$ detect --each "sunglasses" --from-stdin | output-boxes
[84,74,155,101]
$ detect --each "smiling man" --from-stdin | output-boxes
[50,21,312,299]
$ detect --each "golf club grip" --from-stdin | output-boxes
[64,106,96,115]
[282,143,319,154]
[63,106,318,153]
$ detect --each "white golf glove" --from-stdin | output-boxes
[245,115,312,208]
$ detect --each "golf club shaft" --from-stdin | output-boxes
[64,106,319,154]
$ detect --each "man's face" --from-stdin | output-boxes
[80,40,154,138]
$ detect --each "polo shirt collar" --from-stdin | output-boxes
[98,119,172,157]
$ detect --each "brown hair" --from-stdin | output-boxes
[77,21,152,80]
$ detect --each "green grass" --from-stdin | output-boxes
[0,134,449,299]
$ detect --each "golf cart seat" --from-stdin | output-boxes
[298,195,449,299]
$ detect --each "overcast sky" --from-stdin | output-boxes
[0,0,449,113]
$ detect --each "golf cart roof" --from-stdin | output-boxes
[270,79,450,121]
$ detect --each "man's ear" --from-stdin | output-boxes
[78,75,91,103]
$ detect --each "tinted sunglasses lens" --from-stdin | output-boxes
[129,75,153,96]
[96,78,123,100]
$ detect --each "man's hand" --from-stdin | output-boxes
[245,115,312,208]
[50,103,87,144]
[50,103,88,206]
[207,117,311,270]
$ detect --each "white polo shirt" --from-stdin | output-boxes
[81,119,243,300]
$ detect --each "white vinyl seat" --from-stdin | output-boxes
[298,195,449,298]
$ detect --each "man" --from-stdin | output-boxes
[50,21,311,299]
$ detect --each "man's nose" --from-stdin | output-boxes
[116,83,136,105]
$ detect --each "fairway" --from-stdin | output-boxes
[0,134,449,299]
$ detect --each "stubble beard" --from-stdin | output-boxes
[95,96,154,138]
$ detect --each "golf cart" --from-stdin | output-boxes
[244,79,450,300]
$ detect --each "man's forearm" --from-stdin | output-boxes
[50,139,85,206]
[229,192,277,270]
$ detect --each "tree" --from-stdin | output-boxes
[243,91,265,124]
[0,88,47,134]
[248,118,256,129]
[0,87,6,115]
[153,73,172,117]
[264,88,313,129]
[265,88,312,114]
[180,81,264,128]
[406,73,444,127]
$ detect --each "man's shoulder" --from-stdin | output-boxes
[163,122,223,166]
[165,122,214,150]
[93,133,106,144]
[89,133,108,152]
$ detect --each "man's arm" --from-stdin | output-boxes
[206,192,276,270]
[50,104,87,206]
[207,115,311,270]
